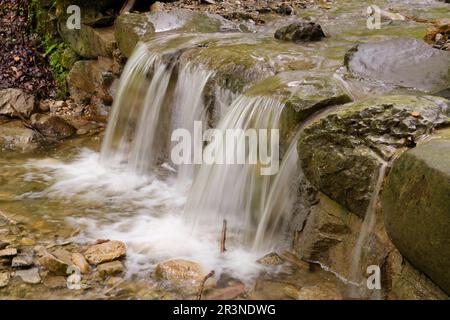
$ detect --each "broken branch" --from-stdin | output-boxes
[197,270,215,300]
[220,219,227,253]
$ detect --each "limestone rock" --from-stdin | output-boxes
[0,247,17,258]
[15,268,41,284]
[0,271,10,288]
[115,12,155,58]
[275,22,326,42]
[155,259,205,284]
[38,252,69,275]
[97,260,124,277]
[59,23,115,58]
[12,253,34,268]
[0,121,38,152]
[84,240,126,265]
[383,128,450,295]
[345,38,450,93]
[0,88,35,118]
[71,252,91,274]
[67,57,114,105]
[298,95,449,217]
[30,114,76,140]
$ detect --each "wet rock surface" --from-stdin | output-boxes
[84,240,126,265]
[345,38,450,93]
[0,89,35,118]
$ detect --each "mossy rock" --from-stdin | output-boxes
[298,95,450,217]
[383,128,450,295]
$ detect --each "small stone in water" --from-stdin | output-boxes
[155,259,205,284]
[0,271,10,288]
[257,252,284,266]
[84,240,126,265]
[15,268,41,284]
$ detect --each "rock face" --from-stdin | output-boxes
[382,128,450,295]
[345,38,450,93]
[84,240,126,265]
[115,13,155,58]
[298,95,449,217]
[275,22,326,42]
[30,114,76,140]
[0,88,35,118]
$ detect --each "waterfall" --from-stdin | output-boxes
[184,95,287,249]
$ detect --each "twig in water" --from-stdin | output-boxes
[220,219,227,253]
[197,270,215,300]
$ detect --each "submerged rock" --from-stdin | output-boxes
[345,38,450,93]
[0,88,35,118]
[298,95,449,217]
[84,240,126,265]
[383,128,450,295]
[67,57,114,105]
[11,253,34,268]
[38,252,69,275]
[275,22,326,42]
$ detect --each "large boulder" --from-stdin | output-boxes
[298,95,449,217]
[0,89,35,118]
[345,38,450,94]
[382,128,450,295]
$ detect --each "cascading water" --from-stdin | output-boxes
[184,95,287,249]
